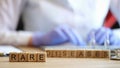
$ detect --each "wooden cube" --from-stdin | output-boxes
[53,50,62,58]
[46,50,50,57]
[46,50,53,58]
[56,50,62,58]
[9,53,19,62]
[85,50,93,58]
[37,52,46,62]
[67,50,76,58]
[101,50,109,58]
[92,50,101,58]
[61,50,68,58]
[52,50,57,58]
[50,50,62,58]
[19,53,28,62]
[28,53,37,62]
[76,50,84,58]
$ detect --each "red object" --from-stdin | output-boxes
[104,10,116,28]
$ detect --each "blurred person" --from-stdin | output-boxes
[0,0,88,47]
[87,0,120,46]
[0,0,119,47]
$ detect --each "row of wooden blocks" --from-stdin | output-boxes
[9,52,46,62]
[46,50,110,58]
[9,50,110,62]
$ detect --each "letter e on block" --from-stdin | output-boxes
[67,50,76,58]
[37,52,46,62]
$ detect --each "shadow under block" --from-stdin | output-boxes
[9,52,46,62]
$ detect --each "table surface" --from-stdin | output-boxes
[0,57,120,68]
[0,46,120,68]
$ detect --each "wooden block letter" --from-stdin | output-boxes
[37,52,46,62]
[101,50,109,58]
[67,50,76,58]
[61,50,67,58]
[92,51,101,58]
[53,50,61,58]
[9,53,19,62]
[76,50,84,58]
[28,53,37,62]
[85,50,92,58]
[52,50,57,58]
[46,50,53,58]
[19,53,28,62]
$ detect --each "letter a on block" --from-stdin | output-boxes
[19,53,28,62]
[9,53,19,62]
[76,50,84,58]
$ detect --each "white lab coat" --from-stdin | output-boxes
[23,0,110,41]
[110,0,120,24]
[110,0,120,39]
[0,0,113,46]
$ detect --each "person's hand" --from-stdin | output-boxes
[87,27,120,45]
[32,25,86,47]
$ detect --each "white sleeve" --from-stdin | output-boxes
[112,29,120,39]
[0,30,32,46]
[0,0,32,46]
[110,0,120,36]
[110,0,120,24]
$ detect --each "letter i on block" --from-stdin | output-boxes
[9,52,19,62]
